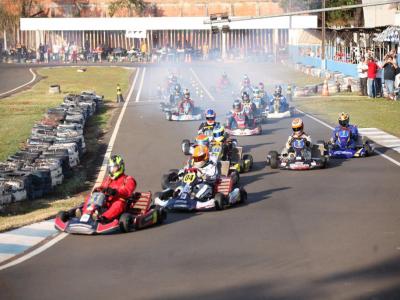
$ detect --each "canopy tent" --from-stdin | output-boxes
[373,26,400,43]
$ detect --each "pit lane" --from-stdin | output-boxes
[0,62,399,300]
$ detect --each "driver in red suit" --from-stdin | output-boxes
[92,155,136,222]
[178,89,194,114]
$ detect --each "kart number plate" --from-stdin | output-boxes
[80,214,90,223]
[183,172,196,184]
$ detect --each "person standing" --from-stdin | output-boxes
[367,57,378,98]
[375,59,383,98]
[383,56,398,100]
[357,57,368,96]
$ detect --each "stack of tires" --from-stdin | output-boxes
[0,91,104,206]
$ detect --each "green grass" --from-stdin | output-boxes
[295,96,400,137]
[0,66,132,161]
[0,66,133,231]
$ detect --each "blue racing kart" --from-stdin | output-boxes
[325,129,373,158]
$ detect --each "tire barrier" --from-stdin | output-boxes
[0,91,104,206]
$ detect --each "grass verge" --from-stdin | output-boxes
[0,66,134,232]
[295,95,400,137]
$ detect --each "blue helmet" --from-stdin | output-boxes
[205,109,216,125]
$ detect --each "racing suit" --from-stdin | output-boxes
[283,133,313,159]
[93,174,136,220]
[226,110,250,129]
[269,94,288,113]
[197,122,221,135]
[178,99,194,114]
[331,125,359,149]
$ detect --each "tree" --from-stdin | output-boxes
[0,3,18,32]
[279,0,362,27]
[108,0,147,17]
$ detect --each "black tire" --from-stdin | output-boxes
[240,188,247,204]
[119,213,135,233]
[257,125,262,135]
[230,170,240,187]
[161,172,180,190]
[157,208,167,225]
[269,151,279,169]
[242,154,254,171]
[166,112,172,121]
[321,157,328,169]
[181,139,191,155]
[364,143,373,157]
[214,193,226,210]
[57,210,69,222]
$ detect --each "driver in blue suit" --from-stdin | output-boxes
[269,85,288,113]
[331,112,359,149]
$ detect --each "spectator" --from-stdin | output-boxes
[383,56,398,100]
[376,59,383,98]
[367,57,378,98]
[202,43,209,61]
[39,43,45,62]
[357,57,368,96]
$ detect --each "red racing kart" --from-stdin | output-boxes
[55,191,167,235]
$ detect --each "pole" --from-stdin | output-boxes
[321,0,326,70]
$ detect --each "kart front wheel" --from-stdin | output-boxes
[157,208,167,225]
[242,154,254,171]
[214,193,226,211]
[57,211,69,222]
[119,213,135,233]
[269,151,279,169]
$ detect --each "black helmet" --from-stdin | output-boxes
[241,91,250,102]
[233,100,241,111]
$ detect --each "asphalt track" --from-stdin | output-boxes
[0,63,35,95]
[1,62,400,300]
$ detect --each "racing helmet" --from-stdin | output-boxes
[205,109,216,125]
[183,89,190,100]
[232,100,242,112]
[291,118,304,137]
[192,145,209,168]
[274,85,282,96]
[213,126,225,143]
[241,91,250,103]
[338,112,350,127]
[108,154,125,180]
[253,87,260,98]
[195,134,210,147]
[174,84,181,93]
[258,82,265,91]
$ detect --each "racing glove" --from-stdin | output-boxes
[104,187,117,196]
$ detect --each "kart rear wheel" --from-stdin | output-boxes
[321,157,328,169]
[214,193,226,211]
[181,139,191,155]
[364,143,373,156]
[269,151,279,169]
[119,213,135,233]
[242,154,254,171]
[230,170,240,187]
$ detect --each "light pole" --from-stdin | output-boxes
[321,0,326,70]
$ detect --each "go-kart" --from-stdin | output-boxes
[325,129,373,158]
[180,139,253,174]
[266,138,328,170]
[266,96,295,119]
[225,111,262,136]
[165,101,202,121]
[155,167,246,212]
[210,78,232,94]
[250,97,268,124]
[55,191,166,235]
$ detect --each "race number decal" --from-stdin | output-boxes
[183,172,196,184]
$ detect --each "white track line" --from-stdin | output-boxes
[0,67,140,271]
[296,108,400,167]
[189,67,215,101]
[95,67,140,185]
[135,67,146,102]
[0,233,68,271]
[0,68,36,97]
